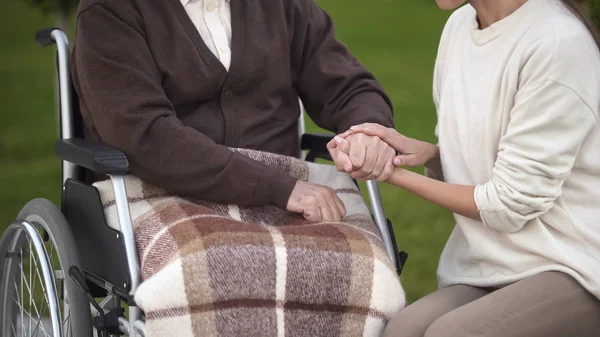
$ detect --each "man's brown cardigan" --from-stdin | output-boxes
[72,0,394,209]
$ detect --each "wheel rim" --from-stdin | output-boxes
[1,222,64,337]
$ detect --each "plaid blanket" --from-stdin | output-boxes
[95,149,405,337]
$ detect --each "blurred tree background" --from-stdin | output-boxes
[591,0,600,27]
[24,0,78,32]
[21,0,600,45]
[1,0,599,305]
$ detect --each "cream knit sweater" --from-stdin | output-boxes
[433,0,600,300]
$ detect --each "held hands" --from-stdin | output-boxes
[327,132,397,181]
[327,123,439,179]
[284,124,396,222]
[285,123,437,222]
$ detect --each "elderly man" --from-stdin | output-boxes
[72,0,397,221]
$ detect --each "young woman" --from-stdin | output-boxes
[329,0,600,336]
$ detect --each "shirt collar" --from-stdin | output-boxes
[180,0,230,6]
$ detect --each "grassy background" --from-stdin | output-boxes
[0,0,454,303]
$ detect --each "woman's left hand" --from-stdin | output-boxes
[349,123,439,167]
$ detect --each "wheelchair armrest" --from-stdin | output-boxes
[56,138,130,175]
[300,133,334,162]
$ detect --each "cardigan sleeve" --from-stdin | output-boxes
[474,79,597,233]
[291,0,394,133]
[73,3,297,209]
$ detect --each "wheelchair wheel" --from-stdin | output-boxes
[0,199,93,337]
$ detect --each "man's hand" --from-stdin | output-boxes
[286,181,347,222]
[327,130,354,173]
[327,132,396,181]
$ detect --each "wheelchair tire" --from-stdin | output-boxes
[0,199,93,337]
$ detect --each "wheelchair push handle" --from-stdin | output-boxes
[35,27,82,184]
[35,28,62,46]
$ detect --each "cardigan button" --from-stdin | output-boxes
[223,87,232,96]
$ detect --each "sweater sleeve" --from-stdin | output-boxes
[474,79,597,233]
[73,3,297,209]
[291,0,394,133]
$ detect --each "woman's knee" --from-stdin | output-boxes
[384,285,488,337]
[422,312,471,337]
[383,310,430,337]
[382,300,452,337]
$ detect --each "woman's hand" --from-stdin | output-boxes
[349,123,439,167]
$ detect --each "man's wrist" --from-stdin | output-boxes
[253,168,298,209]
[337,111,394,134]
[427,144,440,162]
[424,145,441,170]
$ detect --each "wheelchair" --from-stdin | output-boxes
[0,28,408,337]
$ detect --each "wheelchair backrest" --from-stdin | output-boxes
[66,84,84,140]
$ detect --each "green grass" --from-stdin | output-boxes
[0,1,62,222]
[0,0,454,303]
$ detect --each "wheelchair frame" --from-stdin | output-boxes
[10,27,407,337]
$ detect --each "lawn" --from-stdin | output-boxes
[0,0,454,303]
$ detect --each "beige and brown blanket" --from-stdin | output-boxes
[95,149,405,337]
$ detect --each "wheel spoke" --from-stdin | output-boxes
[12,297,35,333]
[30,250,53,337]
[11,319,18,337]
[19,247,53,337]
[13,282,22,337]
[31,303,47,337]
[19,257,25,337]
[31,251,39,331]
[29,240,33,335]
[31,258,48,337]
[36,318,52,337]
[16,297,52,337]
[62,310,71,337]
[11,296,48,337]
[63,299,71,337]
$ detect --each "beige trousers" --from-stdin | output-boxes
[384,272,600,337]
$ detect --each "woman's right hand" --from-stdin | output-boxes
[349,123,439,167]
